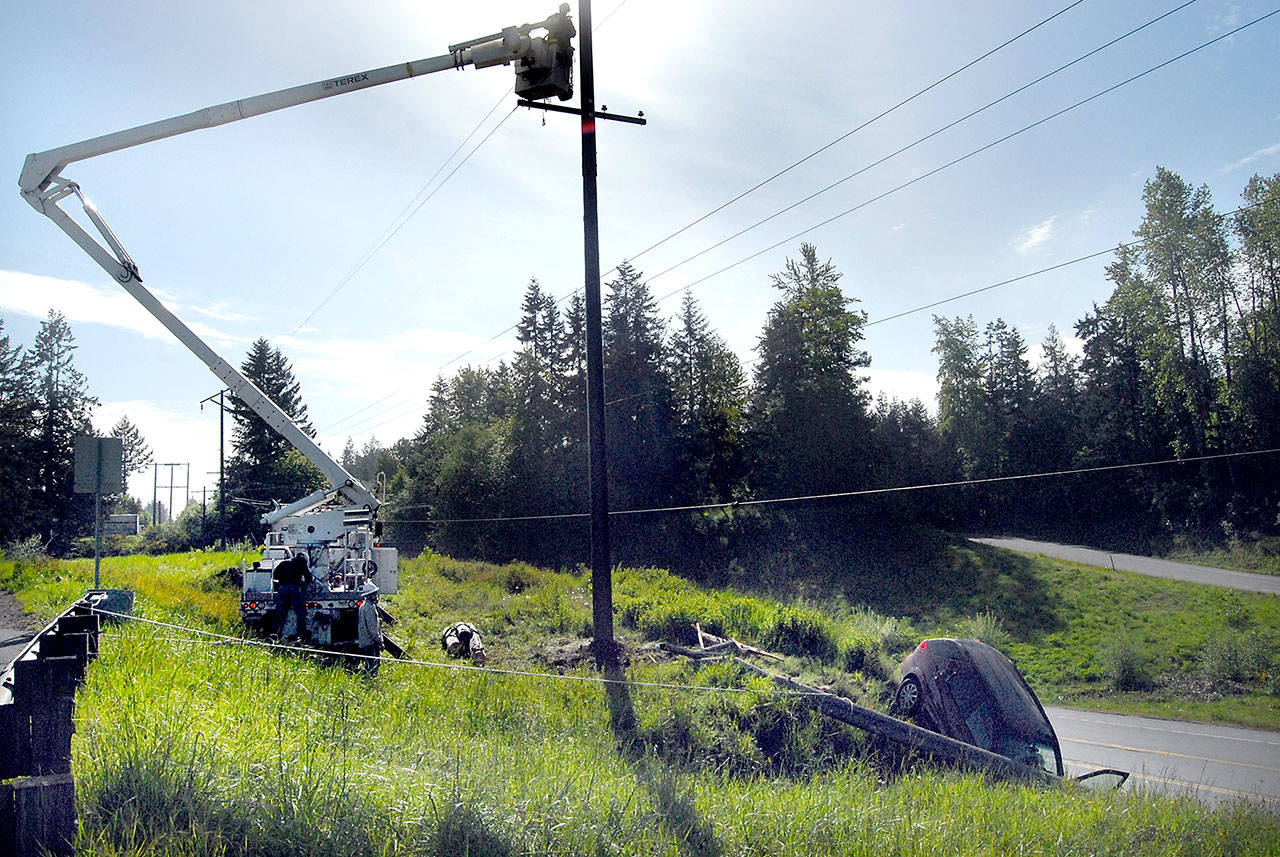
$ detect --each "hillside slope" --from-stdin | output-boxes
[1,550,1277,856]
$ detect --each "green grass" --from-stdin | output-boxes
[1164,534,1280,576]
[3,549,1280,854]
[942,545,1280,730]
[747,538,1280,731]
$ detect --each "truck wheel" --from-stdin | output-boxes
[894,675,922,716]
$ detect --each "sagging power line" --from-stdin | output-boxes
[389,447,1280,523]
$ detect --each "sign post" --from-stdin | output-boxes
[73,436,124,589]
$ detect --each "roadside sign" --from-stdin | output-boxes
[103,514,139,536]
[73,436,124,494]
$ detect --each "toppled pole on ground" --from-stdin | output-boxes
[686,630,1055,786]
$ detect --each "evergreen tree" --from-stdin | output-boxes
[229,338,314,468]
[604,262,675,509]
[750,243,871,497]
[667,290,747,502]
[110,415,153,477]
[0,317,40,545]
[29,311,98,551]
[223,338,324,540]
[932,314,987,477]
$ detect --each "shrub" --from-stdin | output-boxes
[1223,593,1251,630]
[957,610,1010,649]
[1103,638,1154,691]
[762,607,839,663]
[2,534,47,561]
[837,629,881,675]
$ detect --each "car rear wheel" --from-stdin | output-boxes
[894,675,922,716]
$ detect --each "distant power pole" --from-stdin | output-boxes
[154,462,186,523]
[200,389,228,547]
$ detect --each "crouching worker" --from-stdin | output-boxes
[441,622,486,665]
[272,554,311,641]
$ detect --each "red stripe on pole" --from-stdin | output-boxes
[582,118,596,135]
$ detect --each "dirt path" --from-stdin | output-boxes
[0,587,39,631]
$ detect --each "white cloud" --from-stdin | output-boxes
[1219,141,1280,174]
[1014,217,1056,255]
[187,301,259,324]
[0,269,249,353]
[0,269,169,339]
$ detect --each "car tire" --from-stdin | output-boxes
[894,675,922,716]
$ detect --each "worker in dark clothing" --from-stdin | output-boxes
[272,554,311,641]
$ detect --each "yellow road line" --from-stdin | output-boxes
[1064,759,1274,802]
[1060,736,1280,774]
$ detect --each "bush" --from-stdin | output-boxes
[1200,629,1276,686]
[956,610,1010,649]
[2,535,47,561]
[834,626,882,675]
[1103,638,1154,691]
[762,607,839,663]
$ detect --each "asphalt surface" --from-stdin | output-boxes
[971,536,1280,595]
[1049,706,1280,809]
[0,627,36,671]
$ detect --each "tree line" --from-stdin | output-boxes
[383,167,1280,570]
[3,167,1277,570]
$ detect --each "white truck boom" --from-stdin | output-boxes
[20,6,576,656]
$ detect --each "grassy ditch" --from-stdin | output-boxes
[1,549,1278,855]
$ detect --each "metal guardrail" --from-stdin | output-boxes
[1,591,109,857]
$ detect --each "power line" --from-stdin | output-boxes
[388,446,1280,522]
[311,0,636,433]
[435,0,1222,382]
[431,1,1088,376]
[616,203,1252,406]
[93,608,822,698]
[619,0,1091,275]
[310,4,1278,444]
[865,201,1260,327]
[318,391,399,435]
[642,0,1202,291]
[291,100,518,334]
[652,6,1280,307]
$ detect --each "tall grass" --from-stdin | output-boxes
[4,550,1278,854]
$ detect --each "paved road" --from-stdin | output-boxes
[971,537,1280,595]
[1049,706,1280,809]
[0,627,35,670]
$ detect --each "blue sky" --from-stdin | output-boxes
[3,1,1278,502]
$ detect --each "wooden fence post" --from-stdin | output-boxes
[0,773,76,857]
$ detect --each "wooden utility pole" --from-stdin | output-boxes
[515,3,644,668]
[578,0,615,667]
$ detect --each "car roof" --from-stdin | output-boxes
[925,638,1056,742]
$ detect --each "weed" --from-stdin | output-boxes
[956,610,1011,649]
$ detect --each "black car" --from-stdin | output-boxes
[893,637,1064,777]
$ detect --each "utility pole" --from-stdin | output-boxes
[154,462,186,523]
[200,389,228,547]
[578,0,614,668]
[518,2,644,668]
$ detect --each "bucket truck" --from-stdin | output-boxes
[19,6,576,655]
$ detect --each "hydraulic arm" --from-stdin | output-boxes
[19,6,575,524]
